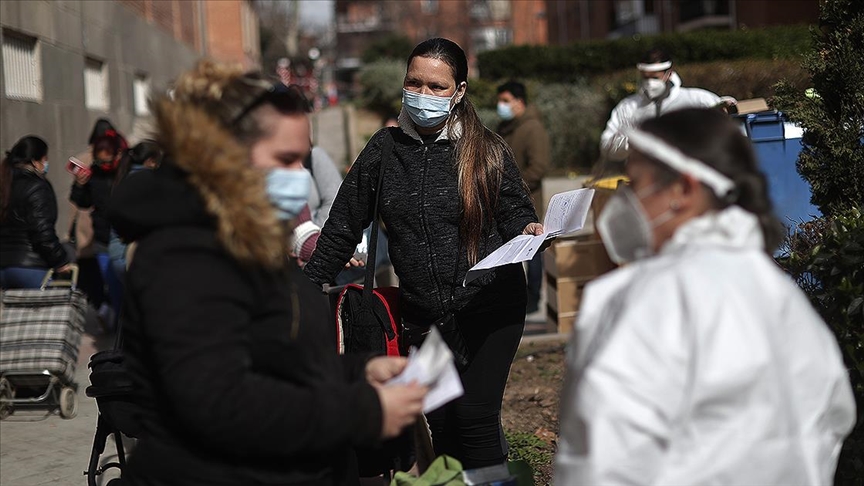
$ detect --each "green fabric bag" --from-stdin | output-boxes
[391,455,465,486]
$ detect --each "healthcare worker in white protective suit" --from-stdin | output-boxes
[555,108,856,486]
[599,48,734,162]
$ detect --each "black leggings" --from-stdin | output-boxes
[425,303,525,469]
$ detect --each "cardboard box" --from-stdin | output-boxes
[546,274,589,314]
[734,98,771,115]
[544,239,616,280]
[546,305,578,334]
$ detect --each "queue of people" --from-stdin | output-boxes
[0,38,856,486]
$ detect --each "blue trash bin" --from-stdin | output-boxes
[737,111,821,227]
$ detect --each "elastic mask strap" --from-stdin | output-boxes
[632,184,678,229]
[622,128,735,198]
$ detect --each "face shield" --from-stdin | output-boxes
[595,128,737,264]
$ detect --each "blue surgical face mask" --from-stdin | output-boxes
[33,160,48,174]
[497,102,515,120]
[402,88,458,128]
[265,168,311,221]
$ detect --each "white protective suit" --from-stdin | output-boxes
[600,74,721,162]
[555,206,856,486]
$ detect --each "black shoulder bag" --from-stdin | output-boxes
[333,129,403,358]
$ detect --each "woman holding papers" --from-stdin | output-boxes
[555,108,855,485]
[109,61,426,485]
[305,38,541,469]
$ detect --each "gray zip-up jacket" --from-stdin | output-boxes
[304,121,538,322]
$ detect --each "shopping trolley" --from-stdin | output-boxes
[0,265,86,419]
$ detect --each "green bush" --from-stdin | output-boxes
[467,77,500,111]
[772,1,864,215]
[357,59,406,116]
[778,207,864,484]
[478,25,812,82]
[532,83,607,171]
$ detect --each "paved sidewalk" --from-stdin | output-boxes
[1,311,120,486]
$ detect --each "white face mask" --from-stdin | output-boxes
[641,77,668,100]
[497,102,515,120]
[596,185,674,264]
[265,168,312,221]
[403,88,460,128]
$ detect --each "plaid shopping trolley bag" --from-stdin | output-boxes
[0,266,87,419]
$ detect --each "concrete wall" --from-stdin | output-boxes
[0,0,200,235]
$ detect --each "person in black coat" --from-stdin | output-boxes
[0,136,72,288]
[108,60,427,486]
[70,133,125,326]
[304,38,543,469]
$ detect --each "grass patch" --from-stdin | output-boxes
[506,430,554,483]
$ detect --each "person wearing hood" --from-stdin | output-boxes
[0,136,73,288]
[600,48,733,162]
[496,80,550,315]
[67,119,128,325]
[555,108,856,485]
[71,131,126,329]
[108,61,427,486]
[305,38,542,469]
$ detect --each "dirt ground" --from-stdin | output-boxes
[502,338,568,485]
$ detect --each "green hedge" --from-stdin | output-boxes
[478,25,812,82]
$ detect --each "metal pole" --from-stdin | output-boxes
[197,0,208,56]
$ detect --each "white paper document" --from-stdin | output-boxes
[386,327,464,413]
[464,188,595,285]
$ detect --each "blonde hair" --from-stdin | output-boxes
[169,60,275,143]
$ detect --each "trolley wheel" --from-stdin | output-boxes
[0,378,13,420]
[59,386,77,419]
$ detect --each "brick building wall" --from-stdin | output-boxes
[114,0,259,66]
[545,0,818,43]
[511,0,548,46]
[204,1,244,63]
[203,0,260,68]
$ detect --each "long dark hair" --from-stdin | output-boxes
[114,140,163,187]
[1,135,48,221]
[639,108,784,252]
[408,38,517,264]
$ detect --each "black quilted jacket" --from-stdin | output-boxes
[304,127,538,322]
[69,164,115,245]
[0,168,69,269]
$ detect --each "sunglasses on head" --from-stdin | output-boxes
[231,81,310,126]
